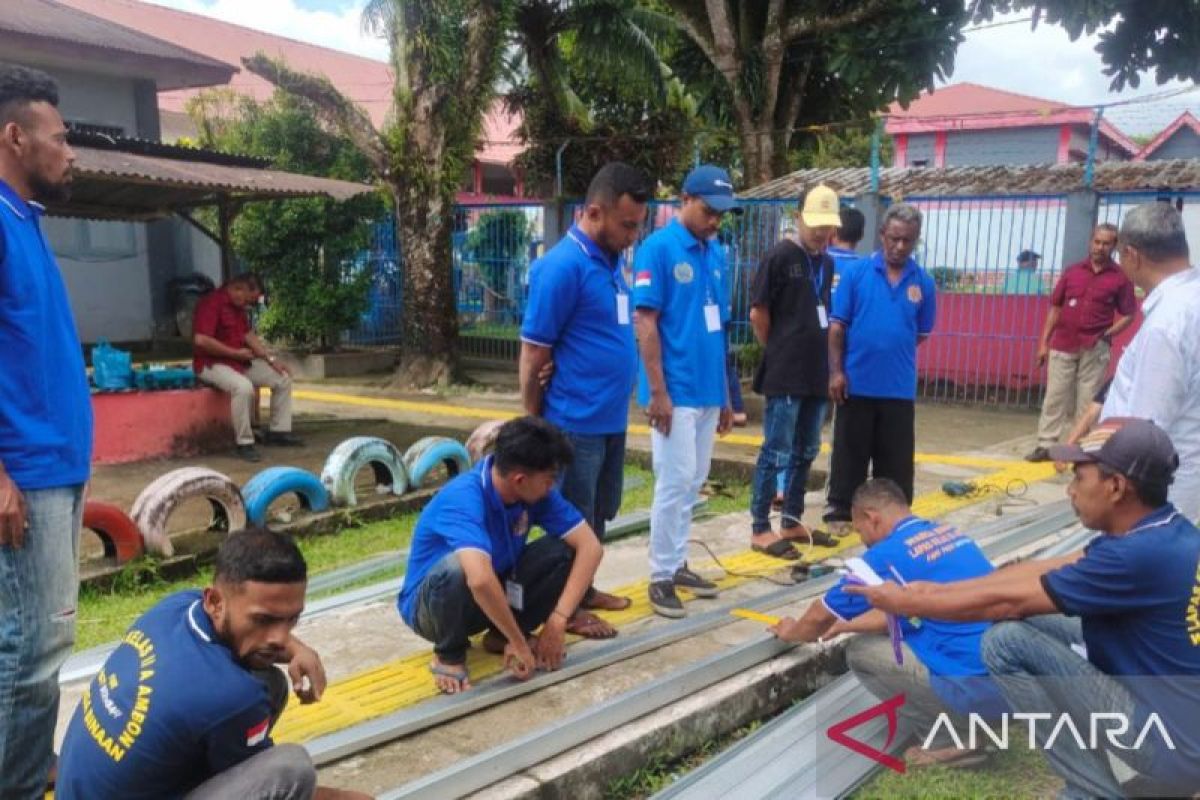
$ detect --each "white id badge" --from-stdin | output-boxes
[616,293,630,325]
[817,304,829,329]
[704,303,722,333]
[505,579,525,611]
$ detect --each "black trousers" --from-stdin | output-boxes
[826,396,915,517]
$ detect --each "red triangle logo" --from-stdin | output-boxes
[826,693,907,773]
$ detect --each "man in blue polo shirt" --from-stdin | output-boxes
[520,162,651,636]
[57,528,369,800]
[848,418,1200,797]
[772,478,1008,768]
[399,416,604,694]
[825,202,936,526]
[634,164,737,618]
[827,206,865,277]
[0,63,94,797]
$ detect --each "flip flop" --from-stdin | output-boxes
[580,588,633,611]
[752,538,800,560]
[565,609,618,639]
[429,661,470,694]
[783,527,838,548]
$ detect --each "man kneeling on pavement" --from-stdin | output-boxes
[771,478,1010,768]
[57,528,370,799]
[850,417,1200,798]
[399,416,606,693]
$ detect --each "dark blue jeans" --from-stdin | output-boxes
[410,536,575,664]
[559,431,625,542]
[750,395,827,534]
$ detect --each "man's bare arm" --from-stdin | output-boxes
[518,342,553,416]
[749,305,770,346]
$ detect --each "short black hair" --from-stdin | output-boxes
[227,273,262,291]
[837,208,866,246]
[0,63,59,127]
[851,478,909,512]
[1096,464,1170,509]
[214,527,307,586]
[585,162,652,207]
[493,416,574,475]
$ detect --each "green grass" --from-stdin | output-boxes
[459,323,520,340]
[606,719,767,799]
[75,464,752,650]
[852,746,1062,799]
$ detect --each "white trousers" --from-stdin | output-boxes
[649,406,720,582]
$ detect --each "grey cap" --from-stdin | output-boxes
[1049,417,1178,488]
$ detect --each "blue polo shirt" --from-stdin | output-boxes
[830,251,936,401]
[0,180,92,489]
[520,226,637,434]
[826,246,860,279]
[1041,506,1200,785]
[57,591,278,800]
[823,516,1008,717]
[399,456,585,626]
[633,219,729,408]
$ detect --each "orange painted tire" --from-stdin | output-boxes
[83,501,145,564]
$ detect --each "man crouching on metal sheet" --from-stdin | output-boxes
[56,528,371,800]
[770,478,1009,769]
[398,416,605,694]
[847,418,1200,798]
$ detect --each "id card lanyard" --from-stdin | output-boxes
[482,456,526,611]
[567,229,630,326]
[799,248,829,329]
[700,242,723,334]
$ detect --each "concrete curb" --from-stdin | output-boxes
[474,643,849,800]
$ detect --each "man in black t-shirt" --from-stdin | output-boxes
[747,186,841,560]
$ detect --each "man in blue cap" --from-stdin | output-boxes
[634,165,739,618]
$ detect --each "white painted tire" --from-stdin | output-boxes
[320,436,410,507]
[131,467,247,558]
[403,436,472,488]
[466,419,505,464]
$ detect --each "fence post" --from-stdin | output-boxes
[1062,190,1099,266]
[543,198,569,250]
[854,191,887,255]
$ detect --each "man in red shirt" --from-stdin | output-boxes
[193,275,301,462]
[1027,224,1135,462]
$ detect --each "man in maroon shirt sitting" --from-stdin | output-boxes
[1027,224,1135,462]
[193,274,302,462]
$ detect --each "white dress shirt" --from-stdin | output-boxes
[1102,266,1200,521]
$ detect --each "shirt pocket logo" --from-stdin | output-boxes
[673,262,694,284]
[907,284,922,304]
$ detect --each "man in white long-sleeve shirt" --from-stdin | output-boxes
[1102,202,1200,521]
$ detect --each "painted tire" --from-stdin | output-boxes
[466,419,505,463]
[403,436,471,488]
[82,501,145,564]
[131,467,247,557]
[242,466,331,526]
[320,436,410,507]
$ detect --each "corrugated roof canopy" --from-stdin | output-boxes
[47,145,376,220]
[743,160,1200,200]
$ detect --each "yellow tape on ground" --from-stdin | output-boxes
[271,460,1058,744]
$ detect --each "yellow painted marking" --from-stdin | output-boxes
[730,608,782,625]
[287,388,1020,470]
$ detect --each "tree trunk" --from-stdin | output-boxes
[390,183,459,388]
[739,118,776,187]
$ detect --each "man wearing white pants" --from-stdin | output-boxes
[192,275,301,462]
[634,165,739,618]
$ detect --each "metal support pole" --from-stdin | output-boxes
[555,141,570,198]
[869,117,883,194]
[1084,106,1104,188]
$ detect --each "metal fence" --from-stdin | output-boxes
[344,220,402,345]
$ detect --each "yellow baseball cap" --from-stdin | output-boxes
[801,184,841,227]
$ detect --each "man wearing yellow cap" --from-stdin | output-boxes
[746,185,840,559]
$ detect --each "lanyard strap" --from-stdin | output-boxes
[481,457,521,570]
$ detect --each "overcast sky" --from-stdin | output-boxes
[149,0,1197,136]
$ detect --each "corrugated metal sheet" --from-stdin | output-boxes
[743,159,1200,199]
[2,0,234,89]
[46,145,374,220]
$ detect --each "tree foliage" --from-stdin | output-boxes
[186,89,385,350]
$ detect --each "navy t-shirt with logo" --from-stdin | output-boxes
[398,456,585,626]
[823,516,1009,717]
[57,591,279,799]
[1042,505,1200,785]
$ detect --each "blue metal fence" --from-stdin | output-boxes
[344,220,402,345]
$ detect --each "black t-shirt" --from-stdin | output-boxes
[750,238,834,397]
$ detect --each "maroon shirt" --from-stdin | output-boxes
[1048,258,1136,353]
[192,288,252,373]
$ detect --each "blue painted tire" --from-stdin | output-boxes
[242,466,331,525]
[321,436,410,507]
[403,436,471,488]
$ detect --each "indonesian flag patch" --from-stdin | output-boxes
[246,717,270,747]
[634,270,652,288]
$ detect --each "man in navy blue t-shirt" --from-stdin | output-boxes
[825,203,936,526]
[850,418,1200,797]
[520,163,651,637]
[399,417,603,694]
[772,478,1007,769]
[0,64,94,797]
[57,529,369,800]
